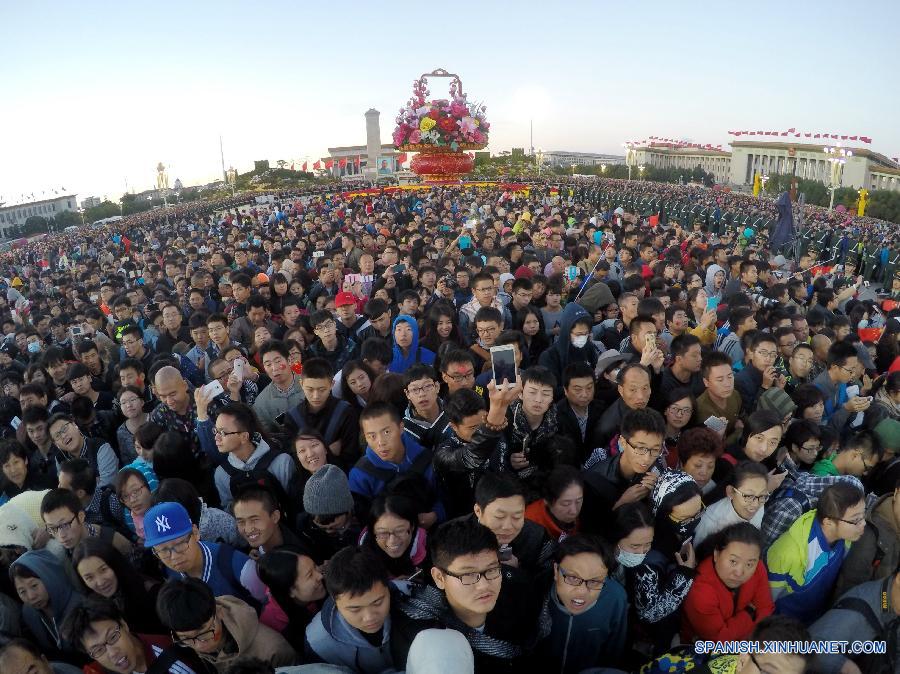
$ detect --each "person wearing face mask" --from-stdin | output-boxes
[538,303,600,400]
[610,501,696,661]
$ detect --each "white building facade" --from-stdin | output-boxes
[729,141,900,192]
[632,146,732,184]
[544,151,625,168]
[0,194,78,235]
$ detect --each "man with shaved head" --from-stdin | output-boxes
[148,365,205,461]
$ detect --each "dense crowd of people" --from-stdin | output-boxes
[0,177,898,674]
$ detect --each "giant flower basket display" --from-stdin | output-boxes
[393,68,489,183]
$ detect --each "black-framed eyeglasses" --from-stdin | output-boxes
[732,487,770,505]
[152,533,194,559]
[87,627,123,659]
[839,516,866,527]
[439,565,502,585]
[558,567,605,591]
[173,617,218,646]
[45,513,78,536]
[213,428,244,439]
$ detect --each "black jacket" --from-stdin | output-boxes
[433,426,503,519]
[555,399,606,465]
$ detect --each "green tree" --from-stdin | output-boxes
[84,201,122,222]
[868,190,900,223]
[52,211,81,228]
[23,216,48,236]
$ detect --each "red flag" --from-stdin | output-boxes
[787,128,796,133]
[781,132,788,136]
[804,133,811,137]
[860,136,872,143]
[338,158,347,168]
[849,136,858,141]
[324,158,334,169]
[749,131,756,135]
[302,161,308,171]
[831,134,839,139]
[840,135,848,140]
[814,134,821,138]
[313,160,321,170]
[355,156,361,165]
[397,152,408,163]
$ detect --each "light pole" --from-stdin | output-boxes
[824,144,852,212]
[760,173,769,194]
[571,163,577,177]
[600,164,607,175]
[77,208,85,227]
[638,164,645,181]
[623,143,637,181]
[536,148,544,176]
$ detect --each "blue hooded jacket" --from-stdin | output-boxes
[348,433,445,521]
[388,314,435,373]
[10,549,83,653]
[305,583,408,672]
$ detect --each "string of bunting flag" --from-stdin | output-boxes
[727,128,872,143]
[626,138,727,151]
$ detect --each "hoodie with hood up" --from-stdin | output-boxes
[704,263,726,300]
[538,303,600,397]
[305,585,403,673]
[198,595,297,672]
[9,549,83,656]
[388,314,435,374]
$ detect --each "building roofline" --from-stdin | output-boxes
[636,146,730,157]
[326,144,396,153]
[730,141,898,169]
[0,194,77,211]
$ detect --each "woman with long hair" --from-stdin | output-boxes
[514,305,551,368]
[339,360,375,411]
[359,494,429,580]
[875,317,900,372]
[418,301,464,357]
[72,537,165,634]
[268,273,290,316]
[256,546,327,650]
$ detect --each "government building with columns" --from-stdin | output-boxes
[728,141,900,192]
[632,145,731,184]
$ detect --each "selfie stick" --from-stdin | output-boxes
[573,253,605,302]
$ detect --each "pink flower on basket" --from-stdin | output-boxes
[459,116,478,136]
[408,129,422,144]
[450,102,468,117]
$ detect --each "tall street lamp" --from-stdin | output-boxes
[623,143,637,181]
[638,164,646,181]
[824,144,852,212]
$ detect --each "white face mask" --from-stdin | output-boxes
[616,547,647,568]
[571,335,589,349]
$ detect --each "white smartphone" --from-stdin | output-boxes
[312,251,325,259]
[490,345,517,386]
[233,358,245,379]
[203,380,224,398]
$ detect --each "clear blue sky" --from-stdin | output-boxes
[2,0,898,202]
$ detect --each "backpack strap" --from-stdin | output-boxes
[354,455,397,484]
[408,447,434,475]
[322,400,351,446]
[287,404,306,430]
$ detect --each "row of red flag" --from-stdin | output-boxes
[646,137,725,150]
[728,129,872,144]
[291,153,409,172]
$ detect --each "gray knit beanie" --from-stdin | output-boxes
[303,465,354,516]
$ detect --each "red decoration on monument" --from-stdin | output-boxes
[393,68,489,183]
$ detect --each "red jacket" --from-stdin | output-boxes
[681,555,774,642]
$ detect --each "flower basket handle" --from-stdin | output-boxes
[416,68,464,99]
